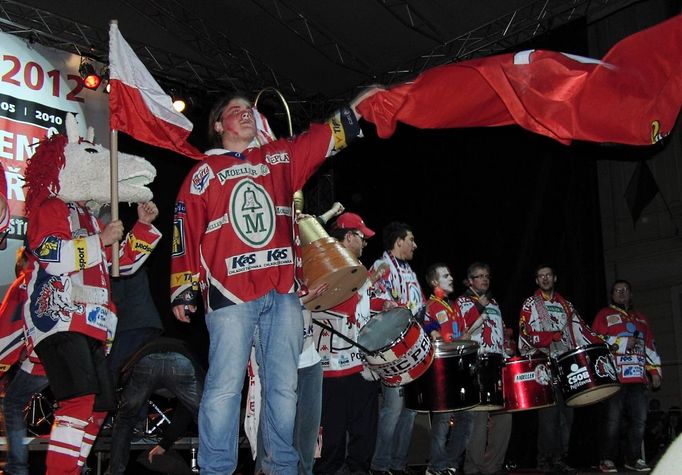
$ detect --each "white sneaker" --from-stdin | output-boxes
[624,459,651,472]
[425,469,452,475]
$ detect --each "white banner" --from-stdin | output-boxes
[0,32,109,291]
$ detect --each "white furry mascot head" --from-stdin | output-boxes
[24,114,156,217]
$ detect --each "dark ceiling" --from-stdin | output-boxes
[2,0,640,123]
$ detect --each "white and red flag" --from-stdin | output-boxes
[358,14,682,146]
[108,22,204,160]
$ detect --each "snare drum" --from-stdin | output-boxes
[357,307,434,386]
[470,352,505,411]
[502,355,555,412]
[553,344,620,407]
[404,340,480,412]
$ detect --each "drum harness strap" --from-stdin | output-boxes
[312,320,374,356]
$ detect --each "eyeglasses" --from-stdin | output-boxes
[614,288,630,294]
[471,274,490,279]
[351,231,366,242]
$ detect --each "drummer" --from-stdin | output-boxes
[312,211,391,475]
[456,263,513,475]
[370,222,425,475]
[421,263,472,475]
[518,264,603,474]
[592,280,662,473]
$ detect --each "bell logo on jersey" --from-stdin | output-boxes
[230,179,275,248]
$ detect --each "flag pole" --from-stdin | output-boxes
[109,19,120,277]
[110,127,120,277]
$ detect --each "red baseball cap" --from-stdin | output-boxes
[335,212,375,238]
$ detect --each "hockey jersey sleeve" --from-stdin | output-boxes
[641,313,662,378]
[591,307,619,346]
[28,199,104,275]
[116,221,162,275]
[170,172,207,306]
[457,295,486,329]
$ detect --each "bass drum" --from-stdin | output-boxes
[404,340,480,412]
[502,356,555,412]
[470,352,505,411]
[553,344,620,407]
[357,307,434,387]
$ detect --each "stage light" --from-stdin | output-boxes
[79,59,101,90]
[172,98,186,113]
[171,90,187,112]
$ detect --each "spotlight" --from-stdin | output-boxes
[172,98,186,113]
[79,59,101,90]
[171,92,187,112]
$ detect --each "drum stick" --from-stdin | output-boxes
[312,319,374,354]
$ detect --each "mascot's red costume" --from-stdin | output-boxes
[22,114,161,474]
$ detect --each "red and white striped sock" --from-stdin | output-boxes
[45,394,94,475]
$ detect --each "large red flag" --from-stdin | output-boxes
[108,22,205,160]
[358,14,682,146]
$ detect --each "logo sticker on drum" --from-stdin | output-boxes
[514,363,551,386]
[567,364,592,389]
[595,356,617,380]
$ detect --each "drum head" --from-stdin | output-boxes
[566,384,621,407]
[434,339,479,357]
[357,308,412,353]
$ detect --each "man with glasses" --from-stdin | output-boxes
[456,263,512,475]
[592,280,662,473]
[370,222,425,475]
[312,212,388,475]
[518,265,603,473]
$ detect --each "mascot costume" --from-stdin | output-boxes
[22,114,161,474]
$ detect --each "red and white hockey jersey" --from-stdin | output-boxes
[519,290,603,357]
[24,199,161,352]
[370,252,425,315]
[170,122,354,311]
[592,304,661,384]
[424,295,461,342]
[456,292,505,355]
[313,280,387,377]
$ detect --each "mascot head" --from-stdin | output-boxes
[25,114,156,216]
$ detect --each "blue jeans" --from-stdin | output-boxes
[372,384,416,471]
[107,327,161,384]
[1,369,50,475]
[601,383,648,463]
[109,352,203,475]
[199,291,303,475]
[257,361,323,475]
[294,362,323,475]
[429,411,473,471]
